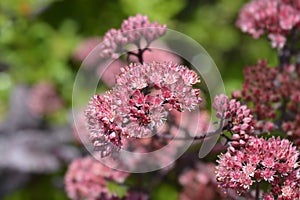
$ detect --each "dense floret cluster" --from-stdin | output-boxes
[99,14,166,59]
[216,136,299,198]
[65,156,129,200]
[237,0,300,48]
[85,62,201,157]
[213,94,254,148]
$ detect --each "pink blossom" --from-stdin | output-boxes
[85,93,124,157]
[277,65,300,144]
[241,60,279,132]
[65,156,129,200]
[85,62,201,157]
[236,0,300,48]
[216,136,299,196]
[121,14,166,43]
[28,81,63,116]
[99,29,128,59]
[99,14,166,59]
[73,37,101,62]
[239,60,300,144]
[268,33,286,49]
[179,162,227,200]
[213,94,254,147]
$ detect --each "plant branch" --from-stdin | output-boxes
[126,41,151,64]
[156,113,226,141]
[255,181,260,200]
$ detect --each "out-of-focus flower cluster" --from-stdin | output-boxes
[99,14,166,59]
[278,65,300,145]
[0,85,78,174]
[0,130,78,173]
[179,162,227,200]
[65,156,131,200]
[235,60,300,146]
[213,94,254,148]
[236,0,300,48]
[73,37,101,62]
[28,81,63,117]
[240,60,279,132]
[85,62,201,157]
[216,136,299,199]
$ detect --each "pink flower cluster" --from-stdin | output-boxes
[239,61,300,145]
[216,136,299,198]
[85,62,201,157]
[282,115,300,146]
[28,81,63,116]
[121,14,167,43]
[179,162,227,200]
[65,156,129,200]
[99,14,166,58]
[73,37,101,62]
[264,168,300,200]
[213,94,254,148]
[236,0,300,48]
[278,65,300,145]
[242,60,279,132]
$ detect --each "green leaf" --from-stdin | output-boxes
[106,181,128,198]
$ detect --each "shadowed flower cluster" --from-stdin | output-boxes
[99,14,166,59]
[277,65,300,145]
[85,62,201,157]
[179,162,227,200]
[213,94,254,148]
[65,156,130,200]
[28,81,63,117]
[241,60,279,132]
[236,0,300,48]
[236,60,300,146]
[216,136,299,198]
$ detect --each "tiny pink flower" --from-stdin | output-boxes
[262,156,275,168]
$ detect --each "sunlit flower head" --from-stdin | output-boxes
[85,62,201,157]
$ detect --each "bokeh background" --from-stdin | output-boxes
[0,0,279,199]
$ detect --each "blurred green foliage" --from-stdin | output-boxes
[107,181,128,198]
[152,183,178,200]
[0,0,279,199]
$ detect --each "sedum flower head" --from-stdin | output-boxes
[242,60,279,131]
[100,29,128,59]
[99,14,167,59]
[65,156,129,200]
[216,136,299,196]
[121,14,166,43]
[179,162,227,200]
[85,62,201,157]
[28,81,63,116]
[239,60,300,145]
[236,0,300,48]
[213,94,254,148]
